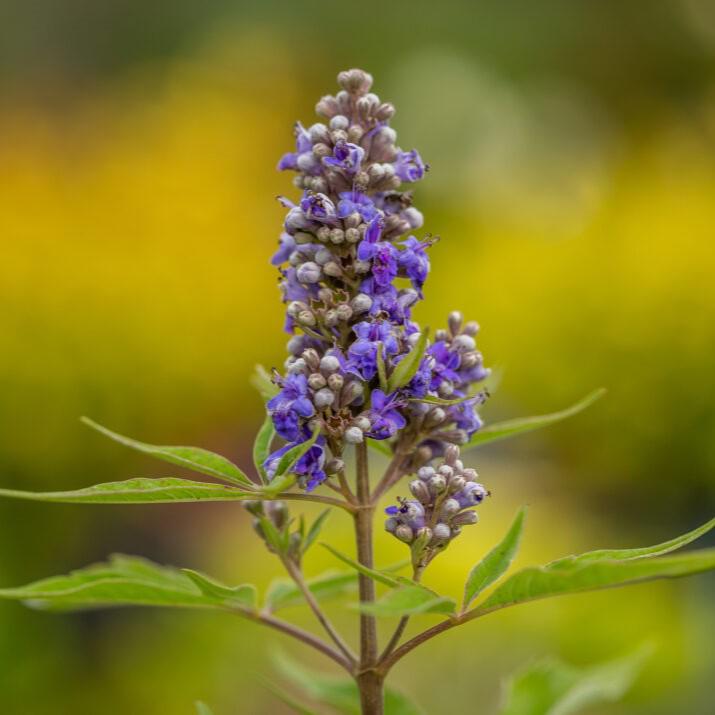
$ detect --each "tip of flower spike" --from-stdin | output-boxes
[337,69,373,94]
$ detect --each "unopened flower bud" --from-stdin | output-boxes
[287,358,307,374]
[327,373,344,391]
[314,387,336,409]
[316,226,331,242]
[329,114,349,131]
[438,381,454,398]
[265,500,289,529]
[320,355,340,373]
[351,293,373,314]
[448,311,463,336]
[438,465,454,480]
[308,373,327,390]
[461,351,480,368]
[315,247,333,265]
[316,95,339,118]
[309,123,331,143]
[345,227,361,243]
[324,309,339,327]
[324,261,342,277]
[341,381,363,406]
[335,304,353,321]
[329,228,345,245]
[452,510,478,526]
[301,349,319,369]
[462,468,478,482]
[297,262,321,284]
[354,260,371,273]
[347,124,364,143]
[448,476,466,494]
[429,475,447,494]
[344,426,364,444]
[444,444,460,465]
[409,479,431,505]
[441,498,460,518]
[452,334,476,352]
[325,457,345,475]
[463,321,480,336]
[353,415,371,431]
[431,523,451,543]
[395,524,414,543]
[424,407,446,429]
[417,465,436,481]
[385,517,398,533]
[287,300,307,317]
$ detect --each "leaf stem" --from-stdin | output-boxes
[238,608,354,673]
[283,559,357,667]
[377,566,424,663]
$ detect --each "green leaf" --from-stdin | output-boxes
[474,548,715,616]
[81,417,254,488]
[273,652,425,715]
[0,554,254,612]
[302,509,331,555]
[252,364,280,401]
[499,645,652,715]
[387,330,429,394]
[465,389,606,451]
[182,570,257,610]
[546,516,715,569]
[195,702,216,715]
[355,584,456,617]
[0,478,255,505]
[408,393,482,406]
[321,544,402,588]
[253,413,276,485]
[265,570,359,612]
[463,507,527,610]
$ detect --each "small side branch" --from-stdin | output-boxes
[283,559,357,667]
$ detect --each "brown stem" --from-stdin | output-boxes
[283,559,357,666]
[354,441,384,714]
[238,608,353,673]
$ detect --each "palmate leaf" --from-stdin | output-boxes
[0,477,255,505]
[474,548,715,616]
[465,388,606,451]
[463,507,527,610]
[499,645,652,715]
[182,569,257,609]
[0,554,256,613]
[273,652,425,715]
[81,417,254,488]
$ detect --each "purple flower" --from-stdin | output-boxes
[268,373,315,440]
[448,398,483,437]
[394,149,427,182]
[272,233,296,266]
[357,217,399,287]
[398,236,430,292]
[300,192,337,223]
[366,389,407,440]
[337,191,378,221]
[277,122,316,172]
[263,439,327,491]
[347,320,399,380]
[323,141,365,175]
[428,341,461,391]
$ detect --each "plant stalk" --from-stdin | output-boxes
[354,441,384,714]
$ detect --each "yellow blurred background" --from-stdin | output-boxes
[1,1,714,713]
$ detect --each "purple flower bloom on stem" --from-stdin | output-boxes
[428,341,461,391]
[278,122,315,172]
[347,320,399,380]
[323,141,365,174]
[268,373,315,439]
[357,217,399,287]
[366,389,407,439]
[337,191,378,221]
[398,236,430,292]
[272,233,296,266]
[262,438,326,491]
[300,192,337,223]
[448,398,483,437]
[393,149,427,182]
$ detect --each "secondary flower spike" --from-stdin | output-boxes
[267,69,490,492]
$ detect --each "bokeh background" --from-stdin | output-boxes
[1,1,714,713]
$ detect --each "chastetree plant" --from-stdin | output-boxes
[1,69,714,715]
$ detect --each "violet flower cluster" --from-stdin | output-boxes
[266,69,490,510]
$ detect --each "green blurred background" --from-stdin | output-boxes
[1,1,714,713]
